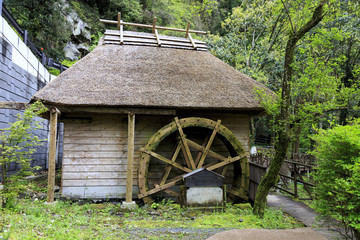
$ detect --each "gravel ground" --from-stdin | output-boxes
[124,227,231,239]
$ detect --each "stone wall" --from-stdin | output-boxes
[0,15,63,177]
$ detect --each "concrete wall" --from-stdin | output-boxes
[0,15,62,176]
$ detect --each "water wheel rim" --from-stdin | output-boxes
[138,117,250,203]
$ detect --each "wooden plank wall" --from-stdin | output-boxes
[61,113,250,199]
[248,162,267,201]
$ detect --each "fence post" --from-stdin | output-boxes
[23,30,28,46]
[41,53,46,66]
[293,162,298,198]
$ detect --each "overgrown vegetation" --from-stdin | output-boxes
[0,197,302,239]
[312,121,360,239]
[4,0,72,59]
[0,102,47,209]
[47,59,79,76]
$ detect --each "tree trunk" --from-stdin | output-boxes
[253,1,326,217]
[354,228,360,240]
[339,39,355,125]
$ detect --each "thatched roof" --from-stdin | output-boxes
[32,34,271,112]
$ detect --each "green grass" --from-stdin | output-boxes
[0,174,303,239]
[0,199,303,239]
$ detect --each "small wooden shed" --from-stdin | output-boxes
[31,22,271,203]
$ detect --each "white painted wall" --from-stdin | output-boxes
[0,15,56,84]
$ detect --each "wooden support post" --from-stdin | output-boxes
[152,17,157,33]
[293,163,298,198]
[117,12,121,30]
[47,108,58,203]
[126,113,135,203]
[185,22,190,38]
[118,12,124,45]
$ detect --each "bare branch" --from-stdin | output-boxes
[280,0,296,34]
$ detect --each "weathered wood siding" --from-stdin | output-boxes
[61,113,249,199]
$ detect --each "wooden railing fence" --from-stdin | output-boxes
[250,153,315,200]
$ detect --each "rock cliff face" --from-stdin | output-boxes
[63,2,91,61]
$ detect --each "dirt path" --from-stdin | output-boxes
[207,227,328,240]
[267,194,343,239]
[207,194,344,240]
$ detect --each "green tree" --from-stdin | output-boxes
[253,0,329,217]
[0,102,47,208]
[4,0,72,59]
[312,121,360,239]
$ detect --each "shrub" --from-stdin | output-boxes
[0,102,47,208]
[312,121,360,239]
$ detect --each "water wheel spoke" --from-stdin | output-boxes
[174,117,196,169]
[194,134,210,166]
[197,119,221,168]
[180,143,192,169]
[138,177,184,199]
[187,139,227,162]
[160,142,182,185]
[221,165,230,176]
[207,154,245,171]
[139,147,191,173]
[163,189,180,197]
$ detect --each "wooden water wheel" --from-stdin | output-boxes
[138,117,250,203]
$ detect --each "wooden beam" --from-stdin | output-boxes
[207,155,244,171]
[100,19,207,35]
[120,21,124,45]
[138,177,183,198]
[0,102,28,110]
[174,117,196,169]
[47,108,58,202]
[140,147,192,173]
[188,33,197,50]
[187,139,227,162]
[152,17,157,33]
[180,143,192,169]
[117,12,121,30]
[125,113,135,203]
[194,134,210,166]
[185,22,190,38]
[154,29,161,46]
[160,142,182,185]
[221,165,230,176]
[55,106,176,116]
[197,119,221,168]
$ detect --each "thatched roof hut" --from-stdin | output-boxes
[32,29,270,203]
[33,34,268,112]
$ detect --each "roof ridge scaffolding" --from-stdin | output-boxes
[100,13,207,51]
